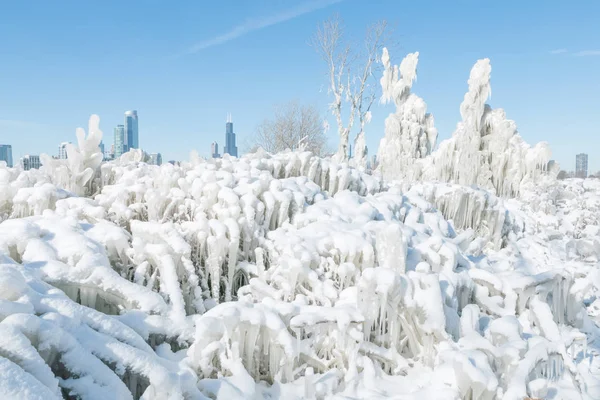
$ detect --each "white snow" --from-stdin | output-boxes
[0,62,599,400]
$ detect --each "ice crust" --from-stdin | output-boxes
[0,57,599,399]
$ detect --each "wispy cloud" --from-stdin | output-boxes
[549,49,600,57]
[549,48,567,54]
[573,50,600,57]
[185,0,343,54]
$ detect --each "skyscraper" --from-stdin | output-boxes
[149,153,162,166]
[576,153,588,178]
[211,142,220,158]
[114,125,125,158]
[20,155,40,170]
[125,110,139,152]
[58,142,70,159]
[0,144,13,167]
[224,114,237,157]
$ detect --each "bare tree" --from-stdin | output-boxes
[251,101,328,155]
[311,15,391,163]
[557,170,567,180]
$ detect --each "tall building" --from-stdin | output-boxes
[99,141,105,156]
[224,113,237,157]
[58,142,70,159]
[576,153,588,178]
[114,125,125,158]
[211,142,220,158]
[105,144,115,161]
[148,153,162,166]
[20,155,41,171]
[125,110,139,152]
[0,144,13,167]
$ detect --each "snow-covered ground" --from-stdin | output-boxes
[1,53,599,399]
[1,139,600,399]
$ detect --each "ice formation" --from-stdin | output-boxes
[376,49,554,198]
[423,59,554,198]
[376,48,438,182]
[0,77,599,399]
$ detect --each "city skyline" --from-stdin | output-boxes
[1,109,165,168]
[1,116,597,175]
[1,1,599,170]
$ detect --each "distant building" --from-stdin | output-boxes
[211,142,220,158]
[0,144,13,167]
[58,142,70,159]
[148,153,162,166]
[224,114,237,157]
[99,141,105,156]
[21,155,41,171]
[576,153,588,178]
[114,125,125,158]
[125,110,139,152]
[104,144,114,161]
[103,151,113,161]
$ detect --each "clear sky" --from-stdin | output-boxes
[1,0,599,172]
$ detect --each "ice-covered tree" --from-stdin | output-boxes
[312,16,389,164]
[376,48,438,181]
[424,59,553,197]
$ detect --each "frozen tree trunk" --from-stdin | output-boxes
[312,17,388,164]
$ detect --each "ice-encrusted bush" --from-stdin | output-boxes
[1,145,599,398]
[376,50,554,199]
[41,114,104,197]
[376,49,437,182]
[423,59,554,198]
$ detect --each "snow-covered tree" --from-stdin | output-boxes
[40,114,104,196]
[423,59,553,197]
[376,48,437,181]
[312,16,389,164]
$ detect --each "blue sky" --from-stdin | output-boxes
[0,0,599,172]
